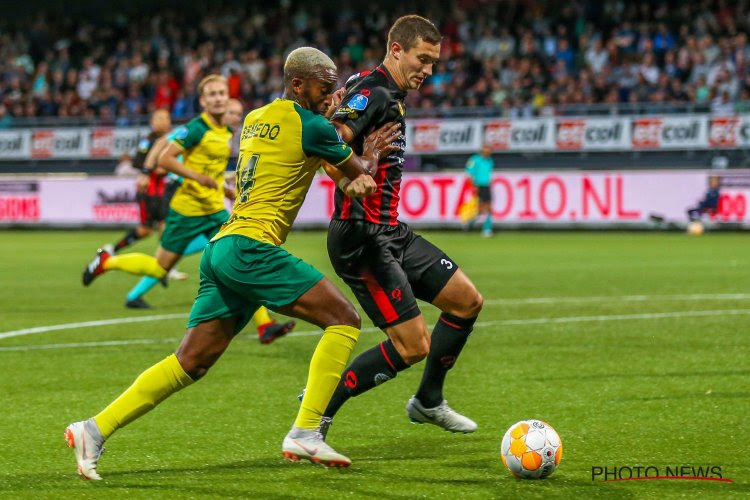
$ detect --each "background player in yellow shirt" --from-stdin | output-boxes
[82,77,293,342]
[110,98,295,343]
[65,47,401,478]
[82,74,231,288]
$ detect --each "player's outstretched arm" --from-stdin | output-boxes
[158,142,218,189]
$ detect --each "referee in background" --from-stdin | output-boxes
[465,144,494,237]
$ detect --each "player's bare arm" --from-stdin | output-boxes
[146,135,171,176]
[158,142,218,189]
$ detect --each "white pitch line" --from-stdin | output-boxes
[0,337,181,352]
[2,292,749,342]
[0,313,188,340]
[483,293,750,305]
[2,308,749,352]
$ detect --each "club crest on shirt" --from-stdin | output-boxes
[347,94,369,111]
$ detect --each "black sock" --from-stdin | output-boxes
[324,340,409,418]
[414,313,476,408]
[114,229,141,251]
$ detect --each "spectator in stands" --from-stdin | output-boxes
[711,89,734,115]
[585,38,609,75]
[0,104,11,128]
[3,1,750,120]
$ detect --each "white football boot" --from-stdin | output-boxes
[282,427,351,468]
[406,396,478,433]
[64,419,105,480]
[167,268,188,281]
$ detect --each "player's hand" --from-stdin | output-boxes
[135,174,150,193]
[343,173,377,197]
[195,174,218,189]
[224,185,236,201]
[325,88,347,119]
[363,122,402,161]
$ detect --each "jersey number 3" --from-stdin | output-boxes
[238,153,260,203]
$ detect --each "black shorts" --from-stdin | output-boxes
[138,193,167,227]
[477,186,492,203]
[328,219,459,329]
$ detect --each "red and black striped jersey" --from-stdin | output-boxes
[135,131,167,197]
[331,65,407,225]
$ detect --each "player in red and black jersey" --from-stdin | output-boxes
[322,15,484,439]
[330,68,407,224]
[108,109,172,252]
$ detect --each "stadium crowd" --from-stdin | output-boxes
[2,0,750,124]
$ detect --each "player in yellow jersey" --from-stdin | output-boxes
[82,77,292,342]
[82,74,231,287]
[65,47,401,478]
[109,98,295,343]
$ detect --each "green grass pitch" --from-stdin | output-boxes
[0,229,748,498]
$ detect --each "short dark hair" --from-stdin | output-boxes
[387,15,442,52]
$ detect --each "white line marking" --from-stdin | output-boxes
[2,308,748,352]
[484,293,750,305]
[0,313,188,340]
[2,293,749,341]
[0,338,181,351]
[475,308,750,325]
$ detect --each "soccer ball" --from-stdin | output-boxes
[500,419,562,479]
[687,221,704,236]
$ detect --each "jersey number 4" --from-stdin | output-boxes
[238,153,260,203]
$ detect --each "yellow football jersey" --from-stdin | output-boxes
[214,99,353,245]
[168,112,233,216]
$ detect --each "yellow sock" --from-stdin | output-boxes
[294,325,360,429]
[94,354,194,439]
[103,253,167,279]
[252,306,272,328]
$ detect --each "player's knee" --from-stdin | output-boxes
[448,288,483,318]
[175,353,208,380]
[402,332,430,364]
[331,300,361,329]
[176,348,221,380]
[403,342,429,364]
[464,290,483,317]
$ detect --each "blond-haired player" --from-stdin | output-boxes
[66,48,400,478]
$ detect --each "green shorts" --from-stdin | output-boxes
[160,208,229,254]
[187,234,324,334]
